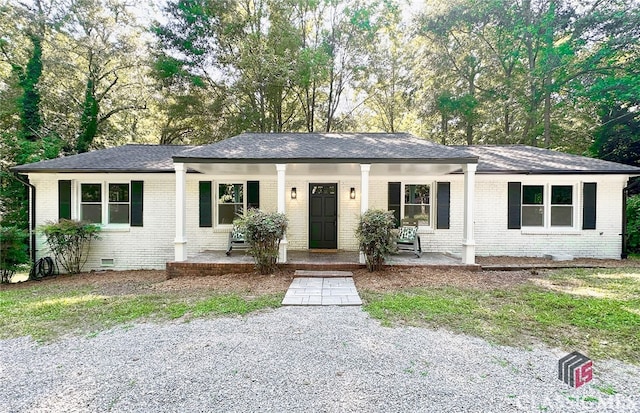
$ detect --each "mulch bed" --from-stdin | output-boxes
[2,257,638,295]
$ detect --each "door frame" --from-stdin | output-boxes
[308,182,338,249]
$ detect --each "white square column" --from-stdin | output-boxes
[276,164,287,263]
[359,164,371,264]
[462,163,477,265]
[174,162,187,261]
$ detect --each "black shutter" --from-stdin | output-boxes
[131,181,144,227]
[58,180,71,220]
[388,182,401,227]
[199,181,212,227]
[508,182,522,229]
[247,181,260,209]
[582,182,597,230]
[436,182,450,229]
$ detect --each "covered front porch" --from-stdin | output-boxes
[171,133,480,267]
[166,250,480,278]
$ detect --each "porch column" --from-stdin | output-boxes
[462,163,477,265]
[359,164,371,264]
[276,164,287,263]
[174,162,187,262]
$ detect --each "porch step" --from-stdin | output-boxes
[294,270,354,278]
[282,276,362,306]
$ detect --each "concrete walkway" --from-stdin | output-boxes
[281,271,362,306]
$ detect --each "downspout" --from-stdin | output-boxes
[622,185,629,260]
[12,173,36,265]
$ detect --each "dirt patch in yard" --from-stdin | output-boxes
[476,256,637,268]
[353,267,546,291]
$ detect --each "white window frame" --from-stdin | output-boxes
[77,181,131,227]
[401,182,433,229]
[521,183,577,230]
[215,182,246,227]
[79,182,103,224]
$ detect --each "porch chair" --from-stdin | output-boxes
[396,219,422,258]
[226,223,248,255]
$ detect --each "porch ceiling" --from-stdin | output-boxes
[186,162,464,177]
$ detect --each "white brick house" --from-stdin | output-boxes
[13,133,640,271]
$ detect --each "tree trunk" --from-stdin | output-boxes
[543,78,552,147]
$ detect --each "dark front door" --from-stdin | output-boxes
[309,183,338,249]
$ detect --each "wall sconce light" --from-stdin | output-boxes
[291,187,297,199]
[350,187,356,200]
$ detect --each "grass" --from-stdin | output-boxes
[0,284,282,341]
[362,267,640,364]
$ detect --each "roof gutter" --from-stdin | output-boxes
[622,185,630,259]
[171,157,480,164]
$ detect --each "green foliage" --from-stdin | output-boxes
[237,210,288,275]
[590,103,640,167]
[0,226,29,283]
[356,209,397,272]
[40,219,101,274]
[76,78,99,153]
[627,195,640,253]
[17,33,43,142]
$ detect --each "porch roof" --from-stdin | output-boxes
[173,132,478,164]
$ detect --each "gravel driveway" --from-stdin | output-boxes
[2,307,639,413]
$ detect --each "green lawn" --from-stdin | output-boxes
[362,268,640,364]
[0,284,282,341]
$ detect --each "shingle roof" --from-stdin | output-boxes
[455,145,640,174]
[11,137,640,175]
[12,145,192,173]
[174,132,477,163]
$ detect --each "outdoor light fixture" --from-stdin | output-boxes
[350,187,356,199]
[291,187,297,199]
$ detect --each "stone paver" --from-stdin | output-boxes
[282,274,362,306]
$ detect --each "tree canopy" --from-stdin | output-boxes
[1,0,638,228]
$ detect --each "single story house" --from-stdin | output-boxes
[12,132,640,271]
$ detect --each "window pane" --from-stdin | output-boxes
[405,185,430,205]
[551,186,572,205]
[522,205,544,226]
[219,204,243,224]
[551,206,573,226]
[81,204,102,223]
[109,204,130,224]
[219,184,243,203]
[404,205,430,224]
[311,185,336,195]
[81,184,102,202]
[522,186,543,205]
[109,184,129,202]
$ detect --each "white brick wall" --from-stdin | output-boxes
[28,169,630,272]
[30,173,176,271]
[472,175,626,259]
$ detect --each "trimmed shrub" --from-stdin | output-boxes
[627,194,640,253]
[356,209,397,272]
[238,209,288,275]
[40,219,101,274]
[0,226,29,283]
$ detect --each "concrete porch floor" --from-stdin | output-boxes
[165,249,481,279]
[187,249,467,267]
